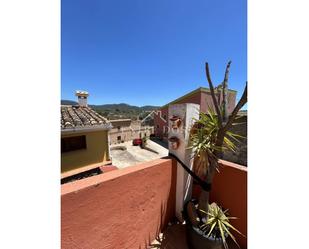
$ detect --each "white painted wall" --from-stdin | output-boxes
[168,103,200,221]
[78,96,87,106]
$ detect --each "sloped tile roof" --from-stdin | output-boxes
[61,105,110,130]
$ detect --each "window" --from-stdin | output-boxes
[156,125,160,129]
[61,135,86,153]
[117,126,121,131]
[163,115,167,120]
[117,136,121,141]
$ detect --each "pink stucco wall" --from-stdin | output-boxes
[154,89,237,138]
[61,158,177,249]
[153,108,168,138]
[200,91,236,114]
[210,160,247,249]
[154,91,202,138]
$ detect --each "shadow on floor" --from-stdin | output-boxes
[150,138,168,149]
[148,224,241,249]
[148,224,188,249]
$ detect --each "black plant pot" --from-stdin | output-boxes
[185,223,224,249]
[183,200,224,249]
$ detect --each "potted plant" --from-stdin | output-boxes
[168,136,180,150]
[185,201,243,249]
[141,135,148,148]
[184,61,247,249]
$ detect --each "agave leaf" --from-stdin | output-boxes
[222,221,245,237]
[226,132,244,143]
[199,209,207,214]
[207,220,218,237]
[218,221,228,249]
[221,222,240,248]
[200,224,207,229]
[226,133,242,143]
[223,137,237,151]
[205,217,215,225]
[231,122,246,126]
[206,211,213,217]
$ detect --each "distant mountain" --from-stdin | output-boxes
[140,105,160,111]
[61,100,160,121]
[91,103,141,112]
[61,100,78,105]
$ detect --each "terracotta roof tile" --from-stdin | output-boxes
[61,105,109,130]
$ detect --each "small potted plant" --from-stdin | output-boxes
[168,136,180,150]
[185,201,243,249]
[170,115,182,130]
[141,135,148,148]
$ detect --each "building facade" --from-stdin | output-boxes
[109,119,154,144]
[61,91,112,173]
[154,87,237,139]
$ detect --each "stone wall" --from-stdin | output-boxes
[222,115,247,166]
[109,119,154,144]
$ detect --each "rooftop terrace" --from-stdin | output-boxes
[61,157,247,249]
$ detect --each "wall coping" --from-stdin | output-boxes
[218,159,247,172]
[61,160,112,179]
[61,158,172,196]
[61,158,245,196]
[61,124,112,134]
[161,87,237,109]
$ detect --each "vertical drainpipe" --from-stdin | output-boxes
[107,124,112,162]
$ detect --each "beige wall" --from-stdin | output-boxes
[109,124,154,144]
[61,130,110,173]
[110,119,131,128]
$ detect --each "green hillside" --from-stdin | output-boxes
[61,100,159,120]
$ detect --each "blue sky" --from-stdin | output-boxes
[61,0,247,107]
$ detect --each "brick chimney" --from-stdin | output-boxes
[75,90,89,107]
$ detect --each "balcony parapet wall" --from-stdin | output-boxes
[193,159,247,249]
[211,160,247,249]
[62,157,246,249]
[61,158,177,249]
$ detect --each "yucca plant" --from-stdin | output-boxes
[185,61,247,249]
[189,109,242,178]
[199,203,243,249]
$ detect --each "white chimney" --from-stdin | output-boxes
[75,90,89,107]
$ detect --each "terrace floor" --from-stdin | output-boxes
[149,223,240,249]
[110,140,168,168]
[149,223,187,249]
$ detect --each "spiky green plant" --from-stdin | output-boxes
[142,135,148,145]
[189,109,242,177]
[200,203,243,249]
